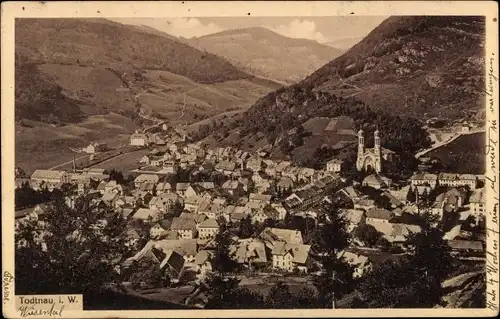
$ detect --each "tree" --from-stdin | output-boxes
[359,213,453,308]
[210,227,239,275]
[108,169,125,185]
[354,224,382,247]
[406,186,417,203]
[311,201,354,307]
[15,195,131,299]
[204,274,265,309]
[238,215,254,239]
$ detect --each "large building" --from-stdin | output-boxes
[356,129,393,174]
[130,131,149,147]
[30,169,71,190]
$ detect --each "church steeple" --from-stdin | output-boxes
[374,126,380,154]
[358,128,364,153]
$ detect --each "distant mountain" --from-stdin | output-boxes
[209,16,485,169]
[189,27,343,84]
[324,37,364,51]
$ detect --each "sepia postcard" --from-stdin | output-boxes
[2,1,499,318]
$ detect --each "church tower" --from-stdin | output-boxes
[374,128,382,173]
[356,129,364,171]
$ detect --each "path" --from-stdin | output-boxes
[48,154,89,170]
[415,128,485,159]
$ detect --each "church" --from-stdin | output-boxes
[356,128,394,174]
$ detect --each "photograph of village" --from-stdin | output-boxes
[14,15,488,310]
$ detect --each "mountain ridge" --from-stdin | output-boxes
[189,26,343,84]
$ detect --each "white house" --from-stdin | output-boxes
[196,219,219,239]
[326,158,343,173]
[130,132,149,146]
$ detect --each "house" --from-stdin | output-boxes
[249,193,272,205]
[342,209,366,232]
[259,227,303,245]
[194,250,214,280]
[156,182,172,195]
[134,174,160,188]
[222,180,243,196]
[104,180,123,195]
[337,186,362,203]
[132,208,161,222]
[432,188,467,217]
[124,228,141,248]
[362,174,392,189]
[354,198,375,211]
[298,168,316,183]
[175,183,191,197]
[370,222,422,246]
[271,203,288,220]
[185,184,207,198]
[197,219,219,239]
[215,161,236,176]
[438,173,477,190]
[326,158,344,173]
[162,161,177,174]
[84,142,107,154]
[30,169,71,189]
[171,216,197,239]
[277,177,294,192]
[365,208,394,224]
[150,220,174,239]
[149,193,180,213]
[229,239,268,267]
[410,173,438,189]
[129,239,197,265]
[197,199,212,217]
[184,196,205,212]
[469,188,485,220]
[275,161,292,176]
[447,240,484,254]
[101,191,119,207]
[341,251,373,278]
[130,132,149,146]
[250,207,271,224]
[246,158,263,172]
[271,242,311,273]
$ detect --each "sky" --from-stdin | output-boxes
[111,16,388,43]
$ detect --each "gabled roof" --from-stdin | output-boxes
[366,208,394,220]
[133,208,158,220]
[195,250,214,265]
[197,218,219,229]
[171,217,196,231]
[271,242,311,264]
[448,240,483,251]
[259,227,303,245]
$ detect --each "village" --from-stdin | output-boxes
[14,120,487,306]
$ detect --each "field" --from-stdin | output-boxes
[139,70,279,126]
[15,113,137,174]
[426,132,485,174]
[86,148,151,173]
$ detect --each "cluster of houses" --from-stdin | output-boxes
[15,125,487,287]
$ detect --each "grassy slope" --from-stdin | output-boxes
[426,132,485,174]
[15,18,280,173]
[303,16,486,120]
